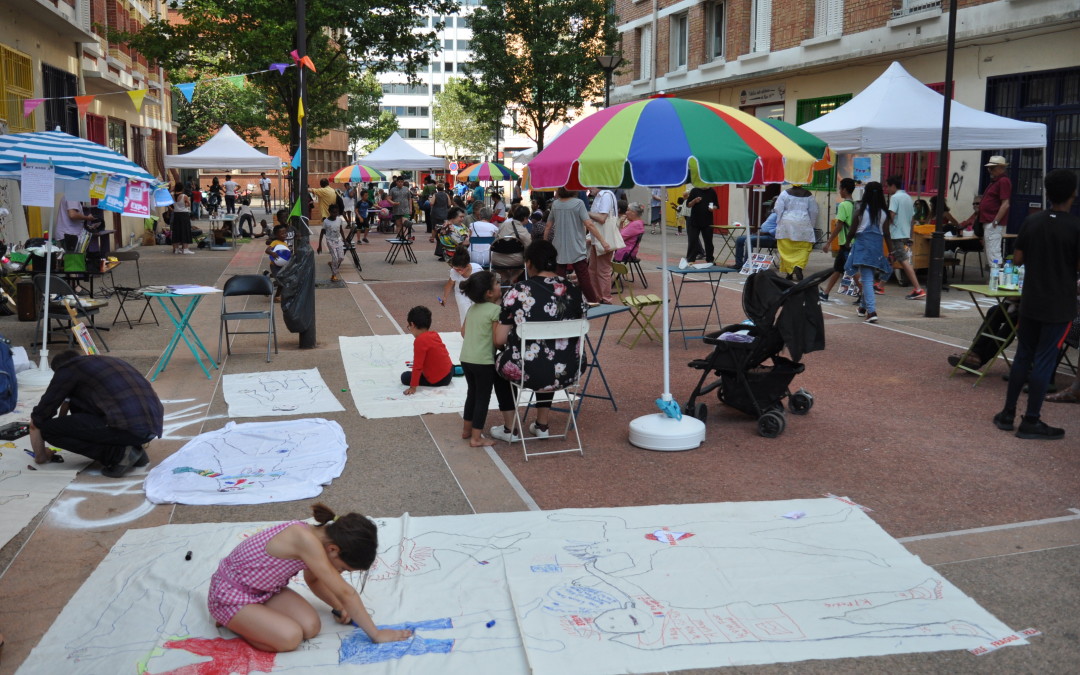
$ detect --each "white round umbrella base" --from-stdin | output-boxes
[17,365,54,388]
[628,413,705,452]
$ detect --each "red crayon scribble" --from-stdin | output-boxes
[152,637,276,675]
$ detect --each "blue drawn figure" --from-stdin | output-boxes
[339,618,455,665]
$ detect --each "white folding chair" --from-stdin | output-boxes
[509,318,590,461]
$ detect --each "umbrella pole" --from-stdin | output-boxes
[20,232,56,387]
[628,186,705,452]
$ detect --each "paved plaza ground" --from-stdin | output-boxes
[0,227,1077,674]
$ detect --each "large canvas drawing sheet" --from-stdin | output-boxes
[222,368,345,418]
[18,500,1022,674]
[340,333,478,418]
[143,418,348,505]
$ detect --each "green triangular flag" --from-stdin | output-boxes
[289,198,301,219]
[226,74,246,89]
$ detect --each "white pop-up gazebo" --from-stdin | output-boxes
[358,133,446,171]
[164,124,283,172]
[799,61,1046,152]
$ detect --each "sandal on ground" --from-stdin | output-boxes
[1045,388,1080,404]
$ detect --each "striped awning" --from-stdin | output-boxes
[0,129,156,182]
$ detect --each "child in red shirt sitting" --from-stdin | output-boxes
[400,306,454,395]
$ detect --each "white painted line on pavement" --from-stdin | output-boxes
[898,508,1080,542]
[483,446,541,511]
[365,284,404,334]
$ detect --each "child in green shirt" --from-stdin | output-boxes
[459,271,517,447]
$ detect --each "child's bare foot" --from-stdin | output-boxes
[469,436,488,448]
[461,423,472,439]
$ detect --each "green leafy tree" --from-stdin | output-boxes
[346,72,397,152]
[115,0,458,154]
[433,78,494,161]
[173,77,267,148]
[466,0,619,153]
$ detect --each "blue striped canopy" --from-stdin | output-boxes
[0,130,155,182]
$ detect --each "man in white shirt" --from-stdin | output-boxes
[467,206,499,267]
[223,174,240,214]
[55,200,94,251]
[259,172,272,214]
[884,176,925,300]
[587,187,621,304]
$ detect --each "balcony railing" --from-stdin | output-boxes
[892,0,941,18]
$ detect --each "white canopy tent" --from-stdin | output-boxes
[511,125,572,164]
[358,133,446,170]
[799,61,1046,152]
[164,124,282,172]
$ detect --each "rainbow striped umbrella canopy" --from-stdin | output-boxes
[330,163,386,183]
[457,161,519,182]
[762,118,833,172]
[527,98,822,189]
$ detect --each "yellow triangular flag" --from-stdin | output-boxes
[298,97,305,124]
[127,89,148,112]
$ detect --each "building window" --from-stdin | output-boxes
[0,45,34,133]
[444,39,454,50]
[381,83,430,95]
[796,93,852,190]
[457,40,470,51]
[108,118,127,157]
[814,0,843,38]
[445,62,454,73]
[705,2,725,62]
[433,84,442,94]
[750,0,772,54]
[881,83,948,195]
[669,13,688,71]
[893,1,941,19]
[431,62,441,73]
[131,126,147,170]
[458,16,470,28]
[42,64,78,135]
[636,25,652,81]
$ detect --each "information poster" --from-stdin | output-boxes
[20,162,55,208]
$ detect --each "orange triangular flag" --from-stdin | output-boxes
[299,55,317,72]
[74,95,95,117]
[127,89,148,112]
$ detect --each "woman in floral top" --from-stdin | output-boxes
[495,240,587,438]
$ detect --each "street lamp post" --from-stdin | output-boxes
[595,55,624,108]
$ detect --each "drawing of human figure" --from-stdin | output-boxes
[234,371,327,412]
[581,561,993,649]
[369,530,530,580]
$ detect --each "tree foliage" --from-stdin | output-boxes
[173,77,267,148]
[346,72,398,152]
[433,78,496,161]
[466,0,619,153]
[357,111,401,154]
[116,0,459,152]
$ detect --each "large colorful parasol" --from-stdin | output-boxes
[457,161,519,182]
[525,97,831,451]
[761,118,833,173]
[330,164,386,183]
[528,98,820,189]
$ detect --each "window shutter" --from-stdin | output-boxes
[753,0,772,53]
[639,26,652,80]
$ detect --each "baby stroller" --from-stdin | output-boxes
[683,268,829,438]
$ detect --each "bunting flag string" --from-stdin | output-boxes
[299,55,317,72]
[0,61,297,109]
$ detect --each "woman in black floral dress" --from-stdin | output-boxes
[495,240,587,438]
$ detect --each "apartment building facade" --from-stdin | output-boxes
[0,0,176,245]
[612,0,1080,230]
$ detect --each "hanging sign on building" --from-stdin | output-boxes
[740,84,786,106]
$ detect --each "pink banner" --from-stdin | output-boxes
[122,179,151,218]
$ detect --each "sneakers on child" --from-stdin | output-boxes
[905,288,927,300]
[528,422,550,439]
[818,290,829,303]
[489,426,521,443]
[182,249,195,255]
[864,312,878,324]
[993,410,1015,431]
[873,281,885,295]
[856,306,867,318]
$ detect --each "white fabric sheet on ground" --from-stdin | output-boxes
[222,368,345,418]
[142,418,347,505]
[340,333,570,419]
[19,500,1021,675]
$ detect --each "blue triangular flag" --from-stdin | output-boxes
[176,82,196,102]
[291,147,302,169]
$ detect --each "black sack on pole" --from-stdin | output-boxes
[277,220,316,335]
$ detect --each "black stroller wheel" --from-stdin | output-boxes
[788,389,814,415]
[693,402,708,422]
[758,410,786,438]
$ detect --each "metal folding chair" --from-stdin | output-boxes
[611,261,663,349]
[109,250,158,329]
[218,274,278,362]
[33,275,109,353]
[509,318,590,461]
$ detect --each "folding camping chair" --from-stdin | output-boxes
[611,261,663,349]
[509,317,590,461]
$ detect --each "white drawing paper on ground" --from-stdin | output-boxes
[222,368,345,418]
[0,468,78,548]
[340,333,567,419]
[143,418,347,505]
[19,501,1022,675]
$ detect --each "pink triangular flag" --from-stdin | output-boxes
[23,98,44,117]
[290,49,300,63]
[74,95,95,117]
